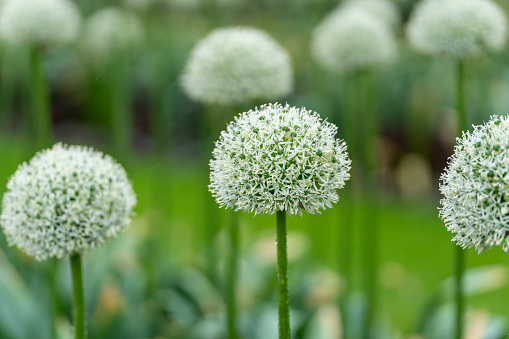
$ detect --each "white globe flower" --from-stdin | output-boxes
[440,116,509,253]
[209,103,351,216]
[181,27,293,106]
[1,143,137,261]
[0,0,81,47]
[311,8,397,74]
[342,0,401,28]
[81,7,144,64]
[407,0,507,60]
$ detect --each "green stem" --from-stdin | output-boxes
[110,54,131,156]
[276,210,290,339]
[454,60,466,339]
[70,253,85,339]
[30,47,52,148]
[227,211,239,339]
[456,61,466,135]
[454,245,464,339]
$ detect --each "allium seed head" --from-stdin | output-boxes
[0,0,81,47]
[407,0,507,60]
[81,7,144,64]
[1,143,137,261]
[181,27,293,106]
[209,103,351,216]
[311,8,397,74]
[440,116,509,253]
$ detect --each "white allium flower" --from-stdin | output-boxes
[81,8,144,63]
[209,103,351,216]
[440,116,509,253]
[0,0,81,47]
[181,27,293,106]
[1,143,136,261]
[407,0,507,60]
[342,0,401,28]
[311,8,397,74]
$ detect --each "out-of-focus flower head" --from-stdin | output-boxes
[81,7,144,64]
[407,0,507,60]
[311,7,397,74]
[0,0,81,47]
[181,27,293,106]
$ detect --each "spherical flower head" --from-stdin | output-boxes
[407,0,507,60]
[311,8,397,74]
[209,103,351,216]
[1,143,137,261]
[181,27,293,106]
[0,0,81,47]
[440,116,509,253]
[81,8,144,64]
[342,0,401,28]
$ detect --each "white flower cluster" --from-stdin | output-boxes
[0,0,81,47]
[1,143,137,261]
[407,0,507,60]
[209,103,351,216]
[440,116,509,253]
[81,7,144,64]
[181,27,293,106]
[341,0,401,28]
[311,8,397,74]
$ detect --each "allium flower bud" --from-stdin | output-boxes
[209,103,351,216]
[181,27,293,106]
[1,143,137,261]
[407,0,507,60]
[81,8,144,63]
[0,0,81,47]
[311,8,397,74]
[440,116,509,253]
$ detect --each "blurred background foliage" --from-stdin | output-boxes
[1,0,509,338]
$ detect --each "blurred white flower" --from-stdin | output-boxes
[0,0,81,47]
[1,143,136,261]
[81,7,144,64]
[342,0,401,28]
[209,103,351,216]
[181,27,293,106]
[440,116,509,253]
[407,0,507,60]
[311,8,397,74]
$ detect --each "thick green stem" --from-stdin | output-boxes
[454,60,466,339]
[30,47,52,148]
[276,210,290,339]
[227,211,239,339]
[70,253,85,339]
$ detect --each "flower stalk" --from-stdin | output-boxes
[30,47,52,148]
[276,210,290,339]
[226,210,239,339]
[70,253,85,339]
[454,60,465,339]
